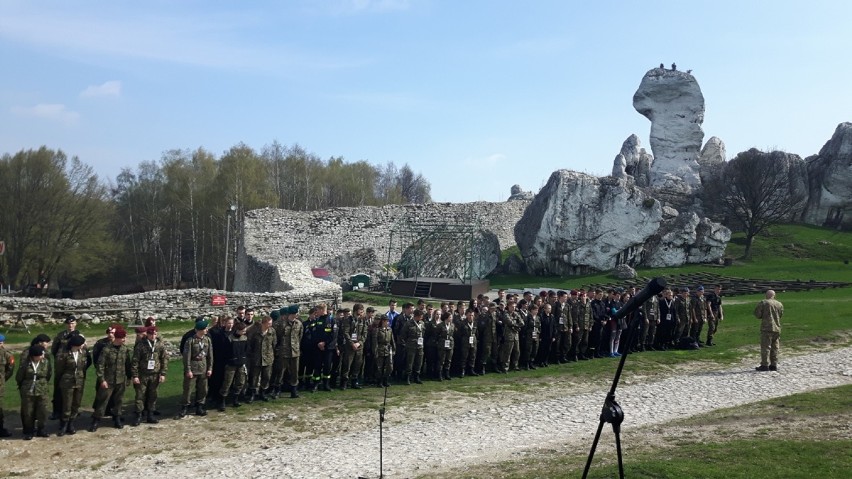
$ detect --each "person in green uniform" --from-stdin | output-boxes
[755,290,784,371]
[17,345,52,440]
[131,326,168,425]
[436,311,455,381]
[55,334,90,435]
[400,309,425,385]
[339,304,368,390]
[50,315,80,420]
[371,315,395,388]
[181,320,214,416]
[90,327,132,431]
[247,315,277,402]
[455,308,477,377]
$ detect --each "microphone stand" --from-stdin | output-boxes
[582,277,666,479]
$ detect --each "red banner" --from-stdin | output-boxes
[211,294,227,306]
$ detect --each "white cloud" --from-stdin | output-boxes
[10,103,80,125]
[80,80,122,98]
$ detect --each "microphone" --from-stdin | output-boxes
[611,277,667,322]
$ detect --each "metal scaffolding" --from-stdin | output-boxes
[384,213,490,287]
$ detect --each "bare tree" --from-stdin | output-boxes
[713,148,807,259]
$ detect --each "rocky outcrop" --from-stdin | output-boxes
[509,184,534,201]
[645,213,731,267]
[515,170,730,275]
[697,136,726,186]
[515,171,663,275]
[633,68,705,193]
[802,122,852,229]
[614,134,653,187]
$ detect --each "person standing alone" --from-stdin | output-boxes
[754,290,783,372]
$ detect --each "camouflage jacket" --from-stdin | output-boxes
[16,357,52,397]
[400,319,425,350]
[455,319,477,349]
[372,326,395,357]
[248,328,277,367]
[436,321,455,350]
[55,349,90,389]
[131,338,169,377]
[277,319,303,358]
[97,343,132,386]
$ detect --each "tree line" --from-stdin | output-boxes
[0,143,431,295]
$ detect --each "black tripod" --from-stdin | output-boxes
[582,277,666,479]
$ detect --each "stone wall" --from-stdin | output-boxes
[0,287,342,326]
[234,200,531,290]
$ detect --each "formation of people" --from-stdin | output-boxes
[0,284,727,440]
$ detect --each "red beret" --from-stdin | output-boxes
[114,329,127,339]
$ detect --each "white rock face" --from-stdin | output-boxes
[514,170,663,274]
[697,136,726,185]
[633,68,705,192]
[646,213,731,267]
[802,122,852,229]
[616,134,653,187]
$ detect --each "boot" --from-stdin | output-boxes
[290,385,300,399]
[218,394,227,412]
[113,416,124,429]
[58,420,67,436]
[339,378,348,391]
[443,369,452,381]
[414,373,423,384]
[246,389,256,404]
[88,417,100,432]
[230,392,242,408]
[258,389,269,402]
[270,387,280,400]
[0,420,11,437]
[437,371,443,382]
[311,380,319,393]
[352,379,362,390]
[132,412,142,427]
[382,378,390,388]
[24,430,34,440]
[195,403,207,416]
[320,378,332,392]
[66,419,77,435]
[36,428,49,438]
[146,411,159,424]
[405,374,412,386]
[178,405,189,418]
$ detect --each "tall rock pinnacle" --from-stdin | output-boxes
[633,67,705,193]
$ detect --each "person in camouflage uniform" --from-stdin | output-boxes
[273,305,303,398]
[339,304,368,390]
[475,303,495,375]
[55,334,90,435]
[130,326,168,425]
[455,308,477,377]
[674,288,691,342]
[640,292,660,351]
[400,309,425,385]
[50,315,80,420]
[521,304,541,370]
[499,302,524,373]
[705,285,724,346]
[575,291,593,359]
[0,334,17,437]
[181,320,214,417]
[755,290,783,371]
[90,327,132,431]
[16,345,52,440]
[247,315,277,402]
[689,286,710,346]
[371,315,395,388]
[435,311,455,381]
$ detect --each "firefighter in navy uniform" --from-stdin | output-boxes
[309,304,338,392]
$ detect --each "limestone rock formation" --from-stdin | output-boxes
[697,136,726,186]
[645,212,731,267]
[613,264,637,279]
[615,134,653,187]
[633,68,705,193]
[515,170,730,275]
[515,170,663,274]
[509,184,534,201]
[802,122,852,229]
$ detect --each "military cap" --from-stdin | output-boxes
[270,310,280,320]
[65,315,78,324]
[288,305,300,315]
[195,319,209,330]
[68,335,86,347]
[145,326,158,334]
[366,307,376,313]
[135,326,147,334]
[0,334,5,342]
[114,329,128,339]
[29,345,46,357]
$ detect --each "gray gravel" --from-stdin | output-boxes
[118,347,852,478]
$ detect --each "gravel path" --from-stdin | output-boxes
[104,347,852,478]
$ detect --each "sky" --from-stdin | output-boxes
[1,0,850,203]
